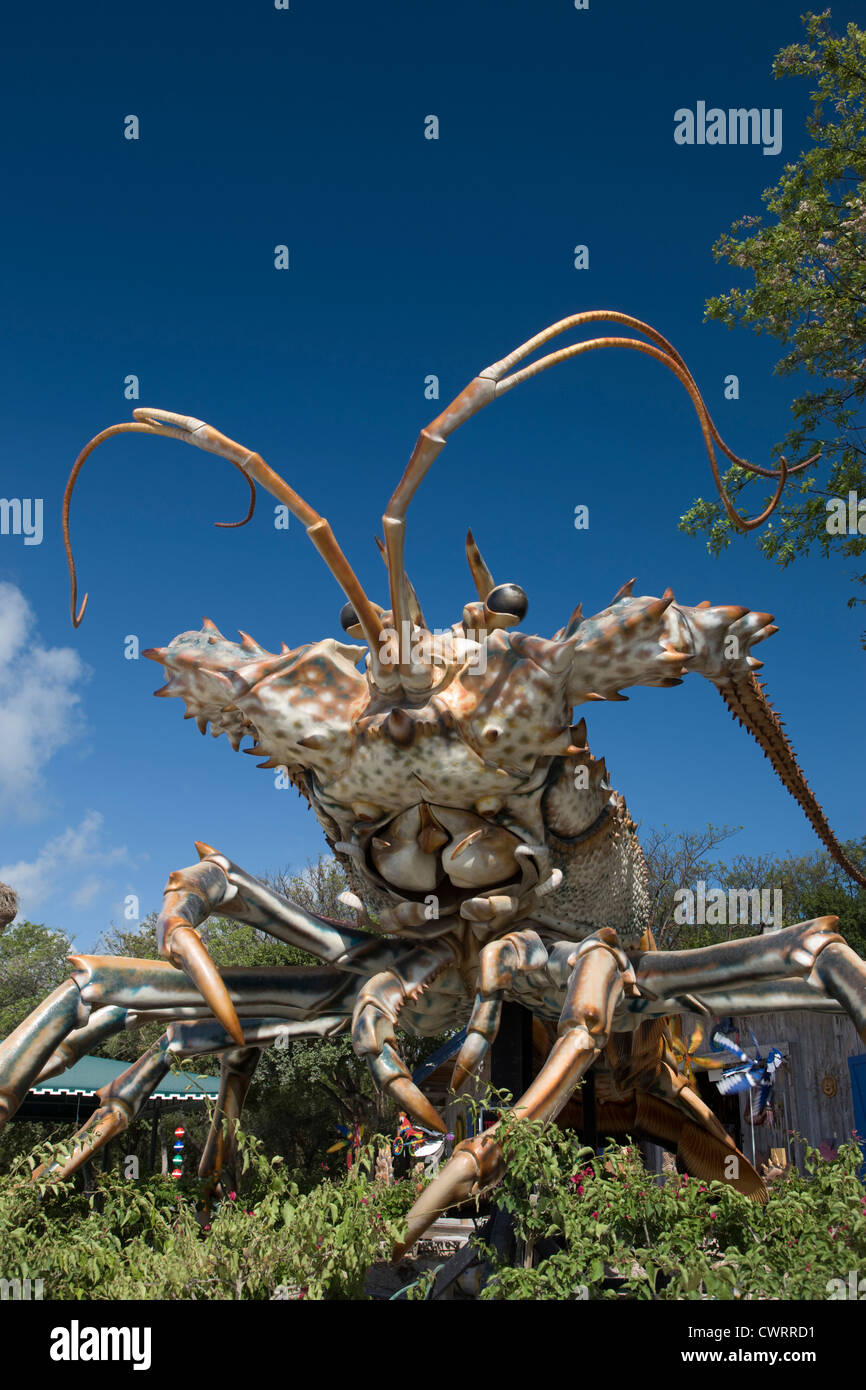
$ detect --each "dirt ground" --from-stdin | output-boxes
[364,1240,466,1299]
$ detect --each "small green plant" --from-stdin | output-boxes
[0,1127,411,1300]
[3,1104,864,1299]
[475,1107,866,1300]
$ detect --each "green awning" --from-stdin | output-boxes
[30,1055,220,1102]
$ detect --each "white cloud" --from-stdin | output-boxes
[0,811,131,920]
[0,582,89,819]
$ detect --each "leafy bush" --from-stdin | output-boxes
[0,1129,411,1300]
[477,1111,866,1300]
[3,1109,864,1300]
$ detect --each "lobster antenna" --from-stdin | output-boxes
[382,310,819,661]
[62,410,391,675]
[63,420,256,628]
[374,535,427,629]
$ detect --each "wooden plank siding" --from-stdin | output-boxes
[679,1009,866,1173]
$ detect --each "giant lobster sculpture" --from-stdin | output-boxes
[1,310,863,1256]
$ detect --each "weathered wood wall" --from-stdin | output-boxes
[681,1008,866,1173]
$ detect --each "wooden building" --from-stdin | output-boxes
[678,1008,866,1173]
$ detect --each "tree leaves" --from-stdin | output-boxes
[681,11,866,641]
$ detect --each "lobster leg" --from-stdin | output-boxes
[0,954,358,1131]
[155,845,413,1046]
[625,976,847,1018]
[36,1006,133,1082]
[0,981,86,1130]
[394,930,627,1256]
[198,1046,261,1196]
[604,1021,766,1200]
[33,1030,177,1180]
[32,1014,346,1183]
[192,846,408,976]
[633,916,866,1037]
[449,928,557,1091]
[352,939,459,1134]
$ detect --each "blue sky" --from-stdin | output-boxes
[0,0,863,951]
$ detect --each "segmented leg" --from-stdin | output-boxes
[395,929,628,1254]
[603,1021,765,1200]
[154,843,411,1044]
[450,928,552,1091]
[157,857,244,1043]
[33,1014,346,1182]
[632,916,866,1035]
[198,1046,261,1197]
[352,939,459,1133]
[36,1006,131,1082]
[0,954,359,1132]
[33,1030,177,1180]
[641,978,846,1016]
[0,981,86,1129]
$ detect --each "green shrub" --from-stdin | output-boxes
[477,1111,866,1300]
[0,1129,410,1300]
[3,1113,863,1300]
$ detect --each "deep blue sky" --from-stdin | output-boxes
[1,0,863,950]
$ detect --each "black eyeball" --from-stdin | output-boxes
[486,583,528,622]
[340,602,359,633]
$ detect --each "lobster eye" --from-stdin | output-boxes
[340,602,359,633]
[486,583,528,622]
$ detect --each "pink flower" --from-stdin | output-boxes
[361,1198,368,1205]
[591,1211,599,1219]
[710,1213,717,1221]
[228,1191,237,1201]
[204,1223,211,1231]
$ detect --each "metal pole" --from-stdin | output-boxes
[582,1069,598,1153]
[149,1105,160,1173]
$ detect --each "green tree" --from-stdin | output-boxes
[641,822,866,955]
[640,821,742,949]
[680,11,866,637]
[0,919,74,1038]
[0,920,77,1167]
[721,836,866,955]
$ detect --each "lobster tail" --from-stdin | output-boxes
[720,673,866,889]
